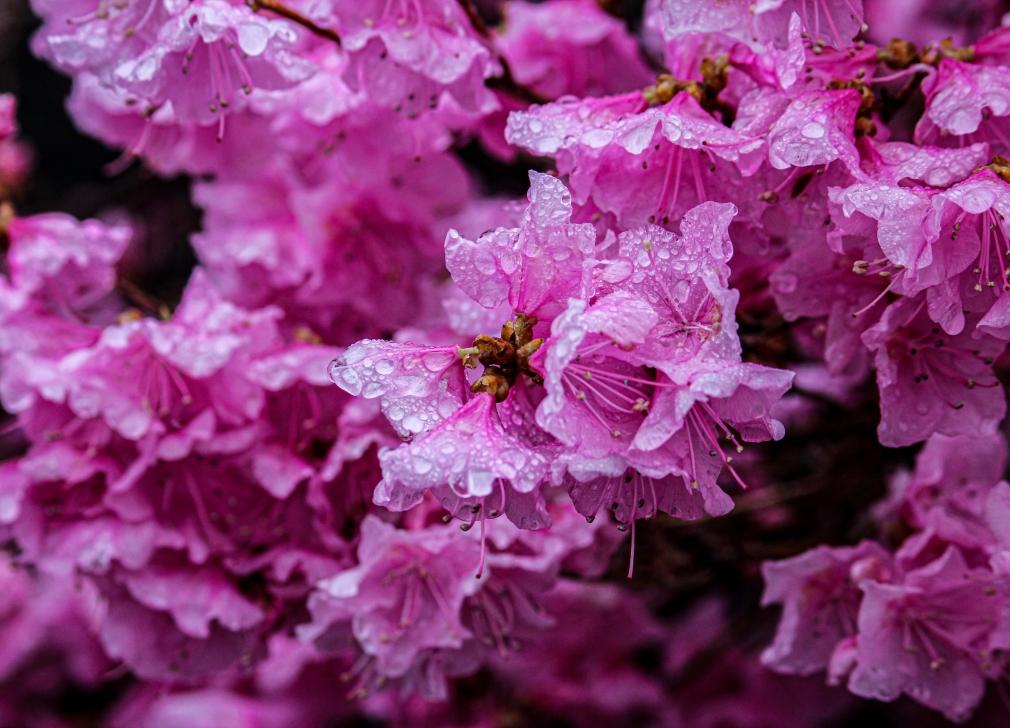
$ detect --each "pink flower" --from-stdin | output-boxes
[496,0,652,100]
[535,205,792,508]
[766,89,862,172]
[301,515,482,693]
[895,433,1008,555]
[848,546,1010,722]
[376,392,551,508]
[506,92,765,229]
[861,295,1005,447]
[920,171,1010,339]
[327,0,498,116]
[120,561,263,639]
[859,138,990,189]
[0,555,110,688]
[769,235,886,378]
[920,59,1010,138]
[52,270,280,441]
[564,464,710,527]
[328,340,467,436]
[863,0,1004,48]
[652,0,867,51]
[445,171,597,323]
[36,0,315,136]
[761,541,892,675]
[0,211,131,320]
[96,578,262,682]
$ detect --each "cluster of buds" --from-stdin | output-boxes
[643,55,732,121]
[459,313,544,401]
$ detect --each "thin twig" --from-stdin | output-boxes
[454,0,492,39]
[0,201,14,252]
[247,0,341,47]
[454,0,551,105]
[593,0,625,18]
[115,275,172,319]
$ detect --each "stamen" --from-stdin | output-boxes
[851,271,903,318]
[689,408,749,490]
[475,500,487,579]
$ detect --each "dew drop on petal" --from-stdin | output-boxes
[801,122,825,139]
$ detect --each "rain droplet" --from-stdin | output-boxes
[801,122,826,139]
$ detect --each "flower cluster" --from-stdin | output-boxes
[762,432,1010,722]
[3,0,1010,724]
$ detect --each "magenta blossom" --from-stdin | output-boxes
[761,541,893,676]
[848,546,1010,722]
[861,294,1005,447]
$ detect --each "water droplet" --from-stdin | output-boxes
[801,122,826,139]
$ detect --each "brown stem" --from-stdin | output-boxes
[454,0,551,105]
[0,201,13,252]
[115,275,172,319]
[247,0,341,47]
[454,0,492,39]
[593,0,625,18]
